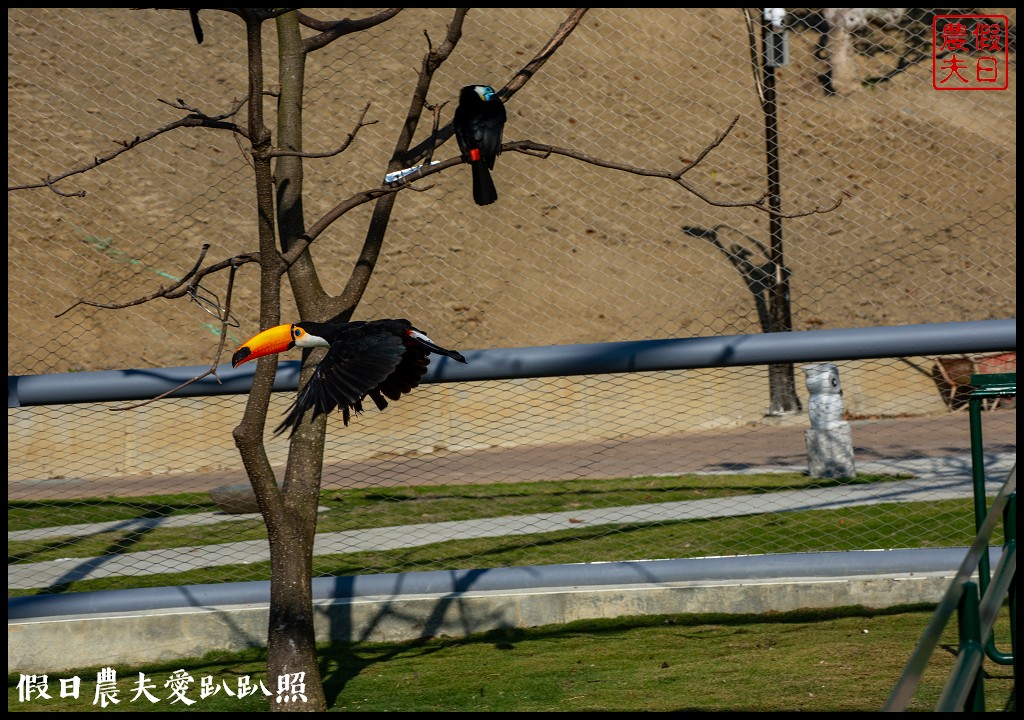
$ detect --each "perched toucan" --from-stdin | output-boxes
[453,84,507,206]
[231,319,467,436]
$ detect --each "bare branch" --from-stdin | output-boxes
[269,102,376,158]
[44,177,86,198]
[676,115,738,175]
[279,185,409,269]
[299,8,403,52]
[168,253,258,300]
[279,114,838,266]
[56,243,207,317]
[423,101,447,166]
[504,119,845,219]
[316,8,469,322]
[113,368,219,411]
[8,98,250,195]
[110,259,243,411]
[743,8,766,105]
[502,9,589,100]
[55,244,258,316]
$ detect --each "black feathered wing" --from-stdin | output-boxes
[275,328,407,436]
[476,104,505,170]
[455,98,505,169]
[274,318,466,436]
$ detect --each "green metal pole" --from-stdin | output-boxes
[960,581,986,712]
[1004,493,1017,688]
[968,374,1016,666]
[968,394,991,583]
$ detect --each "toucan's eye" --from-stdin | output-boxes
[293,328,304,338]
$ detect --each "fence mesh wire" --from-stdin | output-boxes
[7,8,1016,595]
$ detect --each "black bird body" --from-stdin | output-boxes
[453,84,507,206]
[231,319,467,436]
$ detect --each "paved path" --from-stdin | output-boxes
[8,451,1015,590]
[7,411,1017,500]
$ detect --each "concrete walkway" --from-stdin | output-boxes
[9,411,1017,500]
[8,452,1016,590]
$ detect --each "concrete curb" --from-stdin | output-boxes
[11,547,1000,674]
[9,568,959,674]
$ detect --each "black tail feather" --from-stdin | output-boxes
[471,163,497,206]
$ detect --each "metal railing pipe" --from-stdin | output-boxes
[7,318,1016,407]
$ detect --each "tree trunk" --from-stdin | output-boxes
[266,512,327,710]
[259,12,330,711]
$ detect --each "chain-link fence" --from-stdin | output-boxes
[8,8,1016,596]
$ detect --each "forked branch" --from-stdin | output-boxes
[55,244,256,316]
[109,259,244,411]
[8,98,250,196]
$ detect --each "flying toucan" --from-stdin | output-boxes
[453,84,507,206]
[231,319,467,437]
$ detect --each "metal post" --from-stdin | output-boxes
[761,9,801,415]
[967,372,1017,666]
[959,581,986,711]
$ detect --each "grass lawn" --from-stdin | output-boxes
[8,605,1016,712]
[8,471,1014,711]
[8,471,989,597]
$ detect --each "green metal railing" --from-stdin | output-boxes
[884,373,1017,712]
[969,373,1018,674]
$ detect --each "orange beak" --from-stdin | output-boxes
[231,324,295,368]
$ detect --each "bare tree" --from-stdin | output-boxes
[16,8,840,710]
